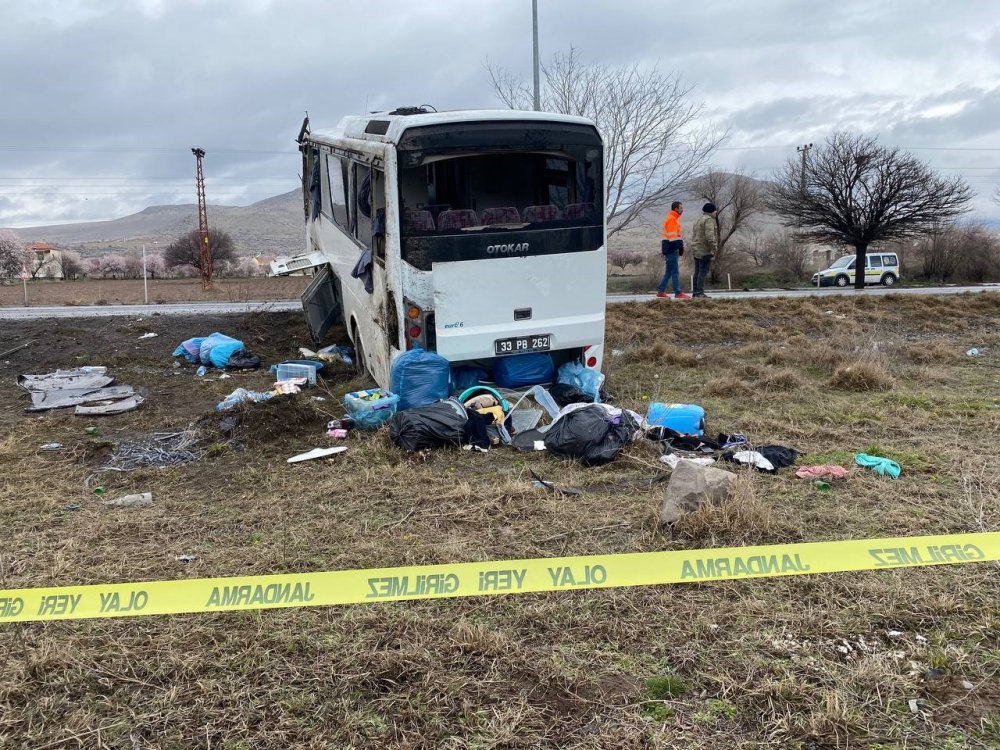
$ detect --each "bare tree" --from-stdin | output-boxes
[0,230,24,281]
[769,132,973,289]
[54,249,84,280]
[164,229,236,271]
[770,231,813,283]
[487,48,725,236]
[912,223,1000,283]
[690,169,766,280]
[734,226,775,267]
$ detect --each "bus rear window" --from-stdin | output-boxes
[399,150,602,237]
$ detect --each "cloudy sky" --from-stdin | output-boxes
[2,0,998,228]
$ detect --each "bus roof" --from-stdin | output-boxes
[309,109,598,147]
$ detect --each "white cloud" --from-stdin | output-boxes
[1,0,999,227]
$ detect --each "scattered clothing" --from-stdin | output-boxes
[660,453,716,469]
[855,453,901,479]
[717,433,749,450]
[647,426,719,453]
[725,450,776,473]
[756,445,800,469]
[351,246,374,294]
[795,465,849,480]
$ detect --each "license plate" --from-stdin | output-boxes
[494,334,551,356]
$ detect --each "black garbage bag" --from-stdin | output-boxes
[550,382,595,408]
[227,349,261,370]
[543,405,639,466]
[389,398,468,452]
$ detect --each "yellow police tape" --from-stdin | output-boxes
[1,532,998,623]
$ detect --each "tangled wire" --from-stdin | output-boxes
[102,430,203,471]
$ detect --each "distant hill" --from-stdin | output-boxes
[4,190,305,258]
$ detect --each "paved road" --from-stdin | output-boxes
[0,300,302,319]
[607,284,999,304]
[0,285,997,319]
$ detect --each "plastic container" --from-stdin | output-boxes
[646,402,706,435]
[507,385,560,420]
[271,360,323,382]
[344,388,400,429]
[509,408,543,433]
[275,362,317,385]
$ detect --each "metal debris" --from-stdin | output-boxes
[103,431,203,471]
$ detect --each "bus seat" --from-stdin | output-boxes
[422,204,451,222]
[563,203,596,221]
[437,209,480,231]
[523,204,562,223]
[480,207,521,225]
[404,209,435,232]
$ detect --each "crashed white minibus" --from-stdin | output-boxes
[289,107,607,387]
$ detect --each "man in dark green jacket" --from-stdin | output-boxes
[689,203,719,298]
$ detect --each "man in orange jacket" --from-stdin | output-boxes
[656,201,690,299]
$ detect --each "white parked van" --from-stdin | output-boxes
[811,252,900,287]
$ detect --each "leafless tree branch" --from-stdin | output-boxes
[486,48,726,236]
[768,132,973,288]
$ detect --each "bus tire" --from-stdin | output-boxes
[835,275,850,287]
[881,273,897,287]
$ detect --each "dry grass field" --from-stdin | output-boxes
[0,277,310,307]
[0,293,998,749]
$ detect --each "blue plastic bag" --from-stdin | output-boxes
[390,347,452,411]
[494,353,555,389]
[198,332,245,369]
[557,361,604,402]
[452,366,490,392]
[172,336,206,364]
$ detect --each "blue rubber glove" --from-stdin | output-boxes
[854,453,901,479]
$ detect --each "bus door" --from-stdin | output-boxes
[350,161,394,377]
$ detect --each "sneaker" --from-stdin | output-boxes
[693,292,710,298]
[655,291,669,298]
[674,292,691,299]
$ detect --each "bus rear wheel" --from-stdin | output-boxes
[881,273,897,287]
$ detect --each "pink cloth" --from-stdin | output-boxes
[795,465,849,480]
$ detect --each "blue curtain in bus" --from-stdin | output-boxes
[351,247,373,294]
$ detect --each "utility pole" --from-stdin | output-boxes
[191,147,212,288]
[141,243,148,304]
[796,143,813,191]
[531,0,540,111]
